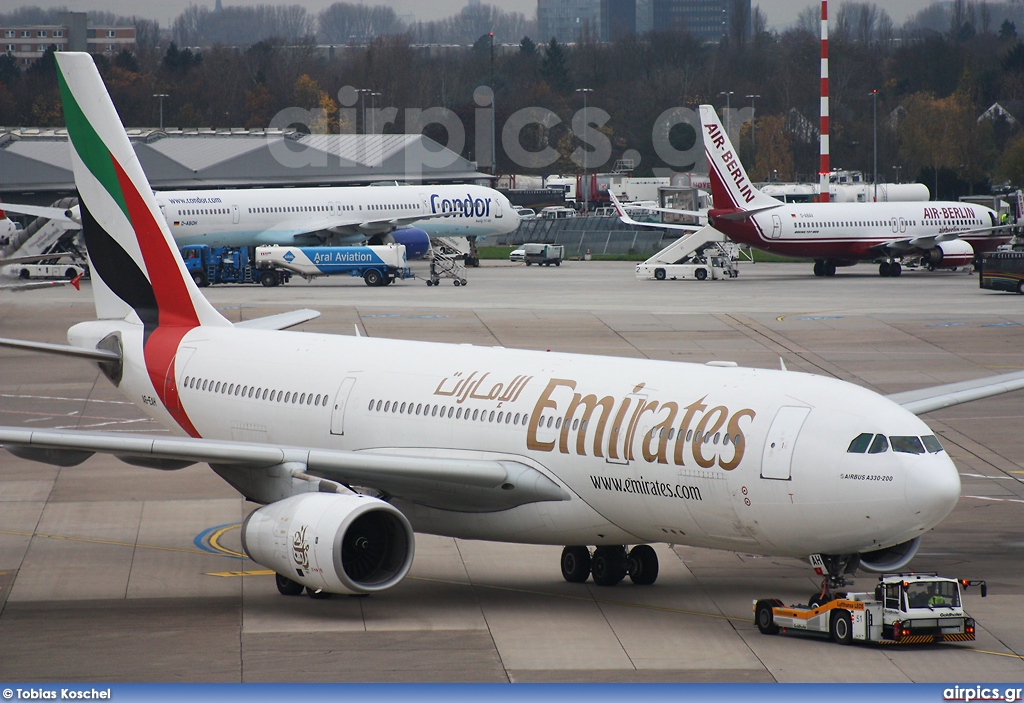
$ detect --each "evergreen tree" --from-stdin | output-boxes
[541,38,570,91]
[519,36,537,56]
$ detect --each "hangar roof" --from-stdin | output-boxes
[0,129,488,202]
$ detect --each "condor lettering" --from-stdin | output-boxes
[430,193,492,218]
[527,378,755,471]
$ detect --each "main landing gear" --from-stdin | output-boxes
[560,545,660,586]
[275,573,334,599]
[878,260,902,277]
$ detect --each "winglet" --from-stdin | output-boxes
[70,272,82,291]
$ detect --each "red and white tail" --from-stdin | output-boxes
[699,105,780,213]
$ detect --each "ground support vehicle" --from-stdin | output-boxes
[524,243,564,266]
[754,572,985,645]
[636,252,737,281]
[979,250,1024,293]
[3,262,86,281]
[181,245,290,287]
[426,245,467,286]
[256,244,408,287]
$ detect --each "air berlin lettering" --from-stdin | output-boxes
[527,378,755,471]
[430,193,492,218]
[923,206,974,220]
[703,122,755,204]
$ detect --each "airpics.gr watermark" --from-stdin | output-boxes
[943,686,1024,702]
[266,84,755,177]
[3,690,111,700]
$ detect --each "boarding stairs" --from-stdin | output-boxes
[1,197,82,260]
[642,224,729,266]
[426,238,467,286]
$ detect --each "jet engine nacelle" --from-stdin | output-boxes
[241,492,415,594]
[925,240,974,269]
[368,228,431,260]
[857,536,921,572]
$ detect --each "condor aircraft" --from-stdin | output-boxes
[699,105,1011,277]
[1,176,518,254]
[4,54,1024,600]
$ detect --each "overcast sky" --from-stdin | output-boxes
[25,0,941,31]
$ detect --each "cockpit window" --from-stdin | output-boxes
[890,436,925,454]
[922,435,944,453]
[868,434,889,454]
[847,433,873,453]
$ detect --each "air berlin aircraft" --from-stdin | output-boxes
[2,54,1024,604]
[699,105,1010,277]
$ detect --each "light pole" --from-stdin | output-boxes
[489,31,496,176]
[870,89,878,202]
[153,93,168,130]
[893,165,902,184]
[575,87,593,212]
[745,93,760,161]
[719,90,734,138]
[370,91,381,133]
[357,89,371,134]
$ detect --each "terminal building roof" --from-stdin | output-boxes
[0,129,488,203]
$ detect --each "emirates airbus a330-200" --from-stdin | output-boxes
[2,53,1024,603]
[698,105,1011,278]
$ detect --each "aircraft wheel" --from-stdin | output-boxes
[275,573,305,596]
[824,261,837,276]
[627,545,659,585]
[560,546,591,583]
[695,268,708,281]
[654,268,667,280]
[591,546,627,586]
[755,599,782,635]
[363,269,383,287]
[878,261,892,277]
[891,262,902,277]
[260,271,278,287]
[307,587,332,599]
[830,609,853,644]
[813,261,824,277]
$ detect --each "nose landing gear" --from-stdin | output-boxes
[808,553,860,605]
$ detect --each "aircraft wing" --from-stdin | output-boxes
[0,426,569,512]
[608,192,703,232]
[0,202,81,226]
[250,210,471,240]
[877,226,1011,254]
[887,369,1024,415]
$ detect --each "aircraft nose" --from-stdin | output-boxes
[905,454,960,525]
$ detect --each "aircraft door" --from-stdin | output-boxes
[899,217,907,233]
[605,389,647,465]
[760,406,810,480]
[770,214,782,239]
[330,376,358,435]
[232,204,239,224]
[494,197,503,218]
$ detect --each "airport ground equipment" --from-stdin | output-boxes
[181,245,290,288]
[425,243,467,286]
[2,261,85,281]
[255,244,408,287]
[754,572,985,645]
[635,225,738,281]
[978,250,1024,293]
[523,243,564,266]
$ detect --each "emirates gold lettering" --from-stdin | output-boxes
[527,381,755,472]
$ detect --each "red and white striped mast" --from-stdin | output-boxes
[819,0,830,203]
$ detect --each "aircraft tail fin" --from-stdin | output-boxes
[55,52,229,329]
[698,105,780,212]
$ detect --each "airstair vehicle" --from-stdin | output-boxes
[635,224,739,281]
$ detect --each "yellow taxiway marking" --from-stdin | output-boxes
[0,529,228,556]
[1010,470,1024,475]
[962,647,1024,660]
[205,570,275,578]
[207,524,246,558]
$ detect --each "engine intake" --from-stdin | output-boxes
[241,493,415,594]
[858,537,921,572]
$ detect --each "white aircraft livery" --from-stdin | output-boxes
[698,105,1011,278]
[3,54,1024,600]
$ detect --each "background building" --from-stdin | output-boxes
[539,0,750,43]
[0,12,135,67]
